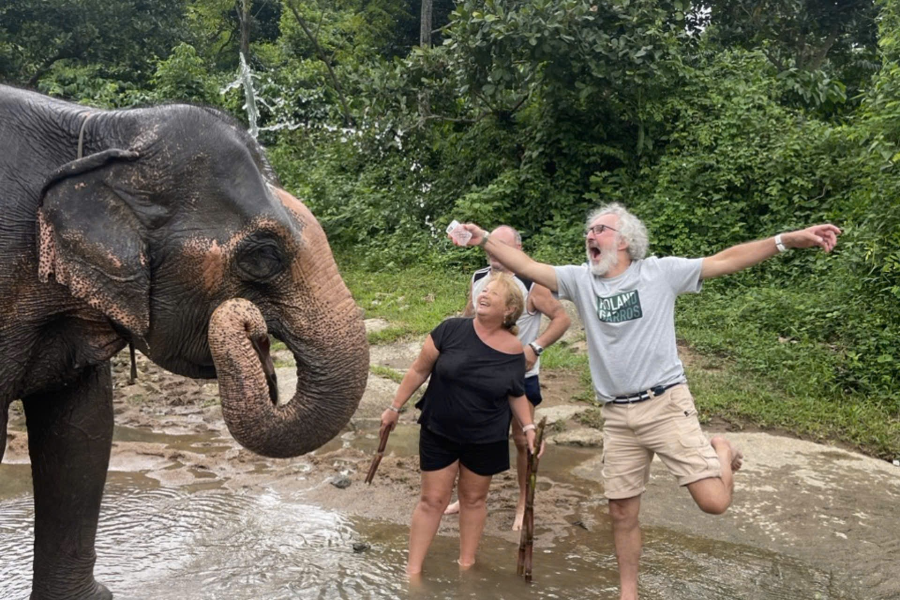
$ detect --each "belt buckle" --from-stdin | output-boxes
[650,385,665,397]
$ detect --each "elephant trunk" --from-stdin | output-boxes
[208,296,368,458]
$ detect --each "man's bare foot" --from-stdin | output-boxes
[444,500,460,515]
[457,559,475,569]
[710,436,744,472]
[512,500,526,531]
[512,512,525,531]
[730,446,744,472]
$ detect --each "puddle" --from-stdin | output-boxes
[0,425,878,599]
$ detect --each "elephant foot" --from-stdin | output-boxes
[92,581,113,600]
[31,580,112,600]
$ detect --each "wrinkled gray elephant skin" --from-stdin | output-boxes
[0,85,368,600]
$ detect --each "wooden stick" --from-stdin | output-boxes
[128,343,138,385]
[517,417,547,581]
[364,424,392,484]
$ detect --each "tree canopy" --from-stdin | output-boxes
[1,0,898,415]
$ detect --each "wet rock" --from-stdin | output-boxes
[536,405,590,425]
[331,474,352,489]
[352,542,370,553]
[275,367,297,405]
[550,429,604,447]
[355,374,401,419]
[364,318,392,334]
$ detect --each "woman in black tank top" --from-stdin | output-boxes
[380,274,539,576]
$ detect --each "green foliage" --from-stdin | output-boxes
[37,63,153,108]
[4,0,900,452]
[152,43,221,103]
[370,364,405,383]
[700,0,879,114]
[341,263,471,342]
[686,357,900,460]
[0,0,191,87]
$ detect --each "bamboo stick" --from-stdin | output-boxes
[364,424,392,484]
[517,417,547,581]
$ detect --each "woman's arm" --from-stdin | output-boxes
[509,394,537,454]
[380,335,440,430]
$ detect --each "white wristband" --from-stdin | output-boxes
[774,234,787,253]
[387,405,400,413]
[522,423,536,433]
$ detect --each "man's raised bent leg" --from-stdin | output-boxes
[686,436,743,514]
[644,385,743,515]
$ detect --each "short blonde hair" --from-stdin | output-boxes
[486,273,524,335]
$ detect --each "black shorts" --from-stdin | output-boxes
[419,426,510,476]
[524,375,543,407]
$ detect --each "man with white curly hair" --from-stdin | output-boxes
[453,204,840,600]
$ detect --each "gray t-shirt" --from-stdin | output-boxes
[554,257,703,401]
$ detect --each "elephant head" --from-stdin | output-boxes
[36,106,368,458]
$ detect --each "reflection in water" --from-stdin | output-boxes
[1,480,409,600]
[0,477,861,600]
[0,427,865,600]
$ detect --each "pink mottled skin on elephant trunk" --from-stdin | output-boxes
[209,286,367,458]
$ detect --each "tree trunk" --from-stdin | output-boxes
[286,0,356,128]
[239,0,251,61]
[420,0,433,47]
[418,0,433,122]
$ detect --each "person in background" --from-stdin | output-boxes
[381,274,540,575]
[444,225,570,530]
[453,203,840,600]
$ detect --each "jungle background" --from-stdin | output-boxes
[2,0,899,458]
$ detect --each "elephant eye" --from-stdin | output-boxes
[237,243,285,282]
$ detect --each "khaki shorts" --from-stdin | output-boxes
[599,384,721,500]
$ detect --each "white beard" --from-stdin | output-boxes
[587,248,619,276]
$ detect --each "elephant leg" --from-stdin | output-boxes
[24,363,114,600]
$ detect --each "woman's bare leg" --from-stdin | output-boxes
[457,465,493,567]
[407,462,459,575]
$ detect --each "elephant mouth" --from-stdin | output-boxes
[208,297,367,458]
[174,329,280,398]
[249,333,278,406]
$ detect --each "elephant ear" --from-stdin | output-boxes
[38,149,150,338]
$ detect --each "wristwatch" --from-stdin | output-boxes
[774,233,787,253]
[478,231,490,248]
[528,341,544,356]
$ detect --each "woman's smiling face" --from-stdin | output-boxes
[476,280,511,322]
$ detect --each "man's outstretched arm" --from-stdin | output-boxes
[700,224,841,280]
[457,223,560,292]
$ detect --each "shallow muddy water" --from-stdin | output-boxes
[0,425,873,599]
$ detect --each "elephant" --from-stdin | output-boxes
[0,85,369,599]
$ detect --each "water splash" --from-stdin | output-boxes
[222,53,259,139]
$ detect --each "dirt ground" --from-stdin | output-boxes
[4,316,900,598]
[2,316,598,547]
